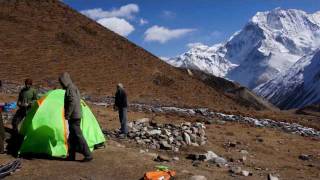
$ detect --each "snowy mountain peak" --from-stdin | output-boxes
[165,8,320,90]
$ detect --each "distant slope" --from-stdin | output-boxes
[187,69,277,111]
[0,0,272,112]
[254,50,320,109]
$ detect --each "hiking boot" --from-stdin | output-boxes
[118,133,127,139]
[66,156,76,161]
[81,156,93,162]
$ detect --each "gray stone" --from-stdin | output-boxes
[240,150,249,155]
[190,134,197,143]
[183,133,191,145]
[229,166,241,174]
[189,175,207,180]
[212,157,227,166]
[168,137,174,144]
[191,143,199,147]
[160,141,172,150]
[299,154,310,161]
[241,170,250,176]
[148,129,161,136]
[156,154,171,162]
[192,160,201,167]
[268,174,279,180]
[204,151,218,161]
[173,156,180,161]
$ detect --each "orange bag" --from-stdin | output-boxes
[144,170,176,180]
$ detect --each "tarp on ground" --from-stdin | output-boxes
[18,89,105,158]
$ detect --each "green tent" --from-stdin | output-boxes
[18,89,105,158]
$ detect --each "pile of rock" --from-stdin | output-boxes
[126,119,207,151]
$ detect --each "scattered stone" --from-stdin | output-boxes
[192,160,201,167]
[172,156,180,161]
[268,174,279,180]
[229,142,237,147]
[115,120,207,152]
[240,156,247,162]
[299,154,310,161]
[204,151,218,161]
[229,166,241,174]
[160,141,172,150]
[211,157,227,166]
[191,143,199,147]
[139,149,145,153]
[241,170,251,176]
[240,150,249,155]
[155,154,171,162]
[189,175,207,180]
[148,129,161,136]
[183,133,192,145]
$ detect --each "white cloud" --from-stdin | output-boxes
[187,42,206,49]
[139,18,148,25]
[144,25,195,43]
[81,4,139,20]
[97,17,134,37]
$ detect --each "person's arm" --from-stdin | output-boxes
[64,88,75,120]
[17,91,23,107]
[114,91,119,111]
[32,89,38,101]
[123,91,128,108]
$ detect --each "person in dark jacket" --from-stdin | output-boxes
[59,72,92,162]
[114,83,128,138]
[12,79,37,133]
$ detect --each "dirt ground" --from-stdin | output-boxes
[0,102,319,180]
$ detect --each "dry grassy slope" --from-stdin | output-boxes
[0,0,268,113]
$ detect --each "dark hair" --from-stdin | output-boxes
[25,78,33,85]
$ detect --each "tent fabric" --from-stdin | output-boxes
[19,89,105,158]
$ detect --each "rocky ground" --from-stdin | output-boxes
[0,93,319,179]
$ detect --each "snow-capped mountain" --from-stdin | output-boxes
[165,8,320,89]
[254,50,320,109]
[165,43,237,77]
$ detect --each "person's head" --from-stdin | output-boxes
[59,72,72,89]
[117,83,124,91]
[25,78,33,89]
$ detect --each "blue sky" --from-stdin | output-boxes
[63,0,320,58]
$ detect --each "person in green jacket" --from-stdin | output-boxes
[12,79,37,133]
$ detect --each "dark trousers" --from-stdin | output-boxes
[12,108,26,133]
[68,119,91,159]
[118,108,128,134]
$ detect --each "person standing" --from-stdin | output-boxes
[59,72,92,162]
[12,79,37,133]
[114,83,128,138]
